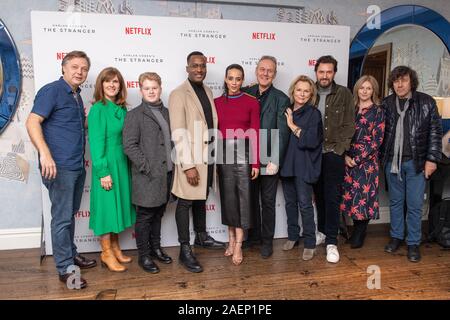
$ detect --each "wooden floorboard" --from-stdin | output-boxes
[0,224,449,300]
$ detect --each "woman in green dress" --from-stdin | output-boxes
[88,67,136,272]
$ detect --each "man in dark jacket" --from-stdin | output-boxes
[313,55,355,264]
[243,55,290,258]
[381,66,442,262]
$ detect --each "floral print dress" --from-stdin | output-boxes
[340,105,385,220]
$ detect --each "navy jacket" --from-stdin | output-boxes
[280,103,323,183]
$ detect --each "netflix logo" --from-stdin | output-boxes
[125,27,152,36]
[207,56,216,64]
[127,81,140,89]
[75,210,90,218]
[308,59,317,66]
[252,32,276,40]
[56,52,68,60]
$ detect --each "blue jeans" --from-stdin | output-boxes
[42,168,86,275]
[385,161,426,245]
[281,177,316,249]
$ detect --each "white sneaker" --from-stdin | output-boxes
[326,245,340,263]
[316,231,326,245]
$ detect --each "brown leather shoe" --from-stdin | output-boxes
[59,273,87,289]
[74,255,97,269]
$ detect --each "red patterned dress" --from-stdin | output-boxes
[340,104,385,220]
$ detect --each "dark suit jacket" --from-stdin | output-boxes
[244,84,290,170]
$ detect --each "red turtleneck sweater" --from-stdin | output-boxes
[214,92,260,169]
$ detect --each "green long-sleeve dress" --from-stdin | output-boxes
[88,99,135,236]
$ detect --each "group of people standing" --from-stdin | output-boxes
[26,50,442,290]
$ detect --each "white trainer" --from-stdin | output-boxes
[326,244,340,263]
[316,231,326,245]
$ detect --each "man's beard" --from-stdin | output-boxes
[318,79,332,88]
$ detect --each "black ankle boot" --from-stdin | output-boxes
[138,255,160,274]
[179,244,203,273]
[150,246,173,264]
[194,232,226,249]
[350,220,369,249]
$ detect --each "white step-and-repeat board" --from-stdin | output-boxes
[31,11,349,254]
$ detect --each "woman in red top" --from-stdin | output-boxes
[215,64,260,265]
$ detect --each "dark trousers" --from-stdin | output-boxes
[175,199,207,245]
[135,205,165,257]
[313,152,345,246]
[248,174,279,246]
[281,177,316,249]
[135,172,172,257]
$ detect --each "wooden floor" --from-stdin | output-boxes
[1,225,449,300]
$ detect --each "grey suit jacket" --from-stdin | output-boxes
[122,102,173,208]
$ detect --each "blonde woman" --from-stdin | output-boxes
[340,75,384,249]
[280,75,323,260]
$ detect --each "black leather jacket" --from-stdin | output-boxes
[380,91,442,173]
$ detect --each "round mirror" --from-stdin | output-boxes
[362,24,449,101]
[0,19,21,134]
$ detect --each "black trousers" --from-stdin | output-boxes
[175,164,213,244]
[135,204,165,257]
[313,152,345,245]
[248,173,279,246]
[175,198,207,245]
[135,172,172,257]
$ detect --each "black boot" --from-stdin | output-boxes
[350,220,369,249]
[385,238,402,253]
[150,246,173,264]
[407,245,421,262]
[179,244,203,273]
[194,232,226,249]
[138,255,160,274]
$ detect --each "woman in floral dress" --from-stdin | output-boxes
[340,75,385,249]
